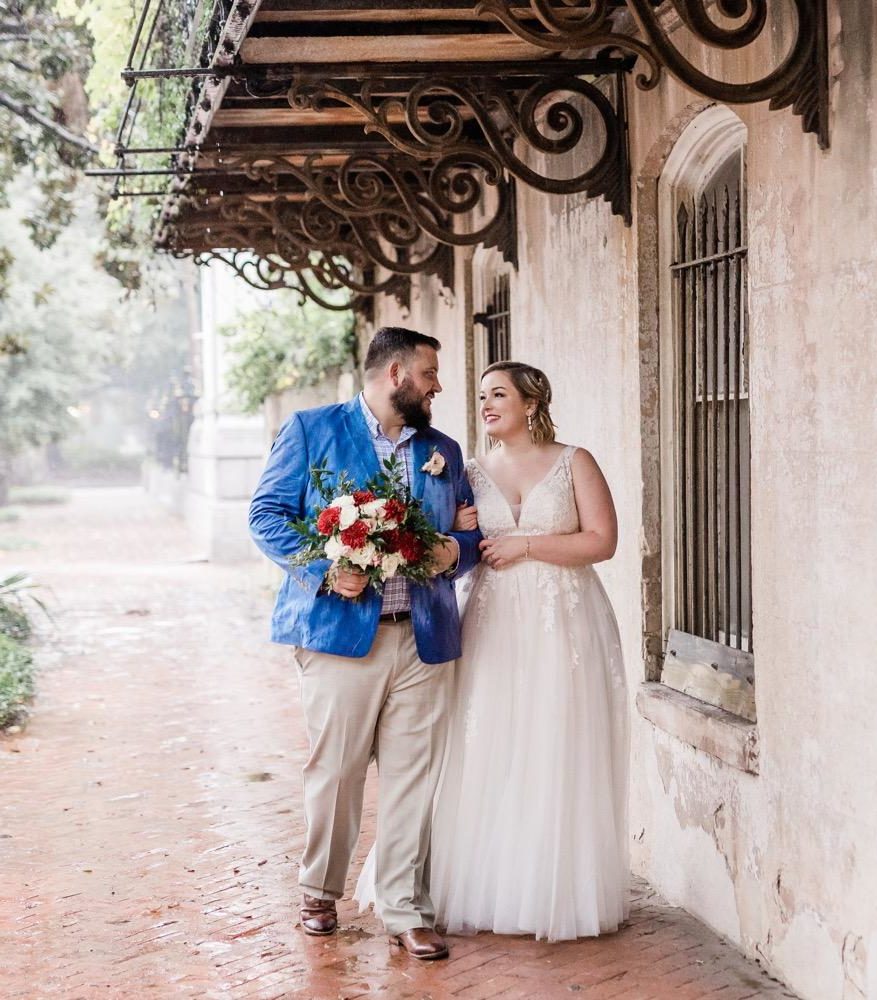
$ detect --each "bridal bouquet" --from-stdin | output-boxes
[289,455,443,593]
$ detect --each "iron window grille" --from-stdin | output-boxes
[671,153,753,659]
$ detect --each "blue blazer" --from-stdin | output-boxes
[249,396,482,664]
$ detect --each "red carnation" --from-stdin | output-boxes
[352,490,376,505]
[395,529,425,563]
[316,506,341,535]
[384,498,407,522]
[340,519,370,549]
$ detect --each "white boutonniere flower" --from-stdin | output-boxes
[421,448,447,477]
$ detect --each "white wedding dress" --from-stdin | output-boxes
[355,445,630,940]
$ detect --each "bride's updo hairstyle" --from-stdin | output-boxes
[482,361,556,445]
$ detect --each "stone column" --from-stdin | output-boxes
[184,261,266,562]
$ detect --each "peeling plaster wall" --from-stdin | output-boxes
[362,271,472,450]
[369,3,877,996]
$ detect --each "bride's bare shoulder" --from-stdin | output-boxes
[551,441,577,460]
[560,444,603,472]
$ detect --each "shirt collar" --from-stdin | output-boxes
[358,393,417,445]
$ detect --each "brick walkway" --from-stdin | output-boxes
[0,488,796,1000]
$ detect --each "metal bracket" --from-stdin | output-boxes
[476,0,830,149]
[288,69,632,220]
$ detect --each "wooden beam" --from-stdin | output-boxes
[240,33,546,64]
[212,104,471,127]
[196,152,355,168]
[256,9,487,22]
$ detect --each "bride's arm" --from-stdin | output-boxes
[479,448,617,569]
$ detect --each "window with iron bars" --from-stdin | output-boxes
[664,144,754,719]
[474,271,511,367]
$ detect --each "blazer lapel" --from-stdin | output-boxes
[410,433,430,502]
[340,398,381,485]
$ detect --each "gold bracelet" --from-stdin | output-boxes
[524,538,531,560]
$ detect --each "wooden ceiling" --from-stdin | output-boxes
[106,0,828,306]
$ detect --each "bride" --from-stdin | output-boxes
[357,361,629,941]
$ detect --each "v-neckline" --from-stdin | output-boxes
[471,446,571,526]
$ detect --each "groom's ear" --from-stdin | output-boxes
[387,360,402,386]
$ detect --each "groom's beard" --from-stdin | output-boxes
[391,376,432,431]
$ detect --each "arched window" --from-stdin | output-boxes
[658,107,754,719]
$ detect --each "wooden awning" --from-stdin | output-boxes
[97,1,829,310]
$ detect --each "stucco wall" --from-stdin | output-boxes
[368,4,877,996]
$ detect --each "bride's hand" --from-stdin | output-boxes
[453,503,478,532]
[479,536,527,570]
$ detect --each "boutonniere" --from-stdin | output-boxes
[421,447,447,477]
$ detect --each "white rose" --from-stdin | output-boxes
[359,499,387,519]
[380,552,404,579]
[338,505,359,529]
[347,541,376,569]
[324,535,344,562]
[329,494,355,508]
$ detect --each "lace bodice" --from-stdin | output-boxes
[462,446,590,634]
[466,445,579,538]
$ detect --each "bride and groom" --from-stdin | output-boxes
[249,326,629,960]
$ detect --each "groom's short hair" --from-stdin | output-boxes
[364,327,441,374]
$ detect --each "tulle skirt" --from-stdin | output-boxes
[356,560,629,941]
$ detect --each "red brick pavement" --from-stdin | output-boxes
[0,488,797,1000]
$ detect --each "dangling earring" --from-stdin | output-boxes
[527,412,534,434]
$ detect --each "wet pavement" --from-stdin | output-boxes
[0,488,797,999]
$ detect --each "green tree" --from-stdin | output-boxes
[221,296,356,414]
[0,179,188,503]
[0,0,96,289]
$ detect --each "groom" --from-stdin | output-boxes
[249,327,481,960]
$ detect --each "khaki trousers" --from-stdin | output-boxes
[295,622,452,934]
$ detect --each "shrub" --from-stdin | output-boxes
[0,634,34,729]
[220,295,356,413]
[0,572,48,640]
[0,602,31,640]
[8,486,71,505]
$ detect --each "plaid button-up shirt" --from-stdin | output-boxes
[359,393,415,614]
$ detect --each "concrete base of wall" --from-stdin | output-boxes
[184,411,265,562]
[143,461,188,517]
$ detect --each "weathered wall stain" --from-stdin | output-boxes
[369,3,875,997]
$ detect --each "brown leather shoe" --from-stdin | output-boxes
[390,926,449,960]
[300,894,337,936]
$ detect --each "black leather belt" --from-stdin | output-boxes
[379,610,412,623]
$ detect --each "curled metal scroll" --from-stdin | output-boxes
[182,189,458,292]
[288,73,630,216]
[475,0,829,148]
[167,247,412,311]
[214,150,511,250]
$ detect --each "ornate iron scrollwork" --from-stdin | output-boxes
[179,151,515,289]
[168,246,412,312]
[476,0,829,148]
[288,72,630,220]
[214,151,513,253]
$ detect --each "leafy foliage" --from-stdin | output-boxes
[220,294,357,413]
[0,185,122,475]
[0,571,49,641]
[0,179,189,499]
[0,0,96,263]
[67,0,222,260]
[0,633,35,728]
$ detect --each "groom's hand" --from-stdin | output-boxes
[429,535,460,576]
[452,503,478,532]
[332,568,369,599]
